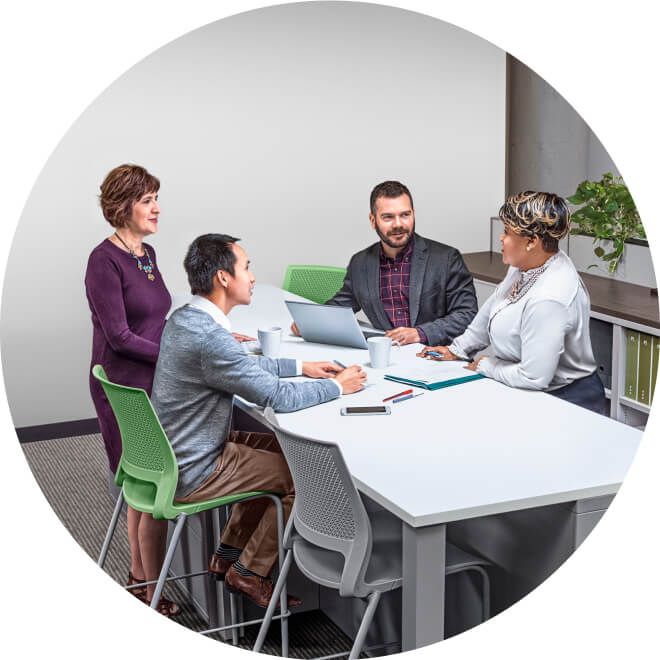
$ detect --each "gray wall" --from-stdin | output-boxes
[508,57,619,198]
[0,3,506,427]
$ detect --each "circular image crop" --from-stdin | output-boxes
[1,2,657,659]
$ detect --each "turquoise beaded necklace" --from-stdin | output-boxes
[114,232,156,281]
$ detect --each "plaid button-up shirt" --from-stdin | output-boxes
[378,237,428,344]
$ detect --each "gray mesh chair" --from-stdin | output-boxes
[254,408,491,658]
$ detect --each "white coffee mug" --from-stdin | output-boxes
[367,336,392,369]
[258,326,282,359]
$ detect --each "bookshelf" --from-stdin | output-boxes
[465,251,660,429]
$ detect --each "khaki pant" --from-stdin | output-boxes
[175,430,294,577]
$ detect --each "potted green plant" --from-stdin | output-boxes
[567,173,646,274]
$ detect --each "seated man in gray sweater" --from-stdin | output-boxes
[151,233,365,608]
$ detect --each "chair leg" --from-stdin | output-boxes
[272,495,289,658]
[252,548,294,653]
[97,489,124,568]
[349,591,381,660]
[151,513,187,609]
[474,566,490,621]
[201,510,220,631]
[229,592,239,645]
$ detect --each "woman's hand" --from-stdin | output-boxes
[464,355,487,371]
[416,345,458,361]
[291,322,300,336]
[302,361,343,379]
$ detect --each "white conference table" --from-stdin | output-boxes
[228,284,642,651]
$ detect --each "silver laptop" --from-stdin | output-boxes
[285,300,385,349]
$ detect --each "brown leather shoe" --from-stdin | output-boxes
[225,565,302,609]
[208,554,233,580]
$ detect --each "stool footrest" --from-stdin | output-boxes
[125,569,208,590]
[199,610,291,636]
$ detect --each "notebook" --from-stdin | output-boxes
[384,359,484,390]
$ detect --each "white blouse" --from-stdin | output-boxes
[448,250,597,391]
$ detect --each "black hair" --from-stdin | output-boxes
[184,233,241,295]
[369,181,414,215]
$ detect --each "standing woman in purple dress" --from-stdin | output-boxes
[85,164,179,617]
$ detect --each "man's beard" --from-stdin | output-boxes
[375,221,415,250]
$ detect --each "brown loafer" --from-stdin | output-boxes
[225,565,302,609]
[208,554,233,580]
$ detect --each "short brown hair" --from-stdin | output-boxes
[499,191,570,253]
[369,180,414,215]
[99,164,160,228]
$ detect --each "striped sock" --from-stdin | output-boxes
[233,559,263,579]
[215,543,241,562]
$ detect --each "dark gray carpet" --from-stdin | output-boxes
[21,433,359,657]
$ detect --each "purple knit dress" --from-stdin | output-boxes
[85,239,171,472]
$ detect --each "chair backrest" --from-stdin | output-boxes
[264,408,373,598]
[282,265,347,304]
[92,365,179,519]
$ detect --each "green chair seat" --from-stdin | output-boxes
[282,265,347,304]
[122,476,278,518]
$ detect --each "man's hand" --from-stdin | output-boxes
[416,345,458,361]
[385,327,420,346]
[291,322,300,336]
[302,361,343,379]
[334,365,368,394]
[232,332,257,343]
[464,355,487,372]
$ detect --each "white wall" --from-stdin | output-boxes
[0,2,505,427]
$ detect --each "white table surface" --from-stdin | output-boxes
[228,284,643,528]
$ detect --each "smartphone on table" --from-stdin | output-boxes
[340,406,391,416]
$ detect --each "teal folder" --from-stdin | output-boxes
[384,372,485,391]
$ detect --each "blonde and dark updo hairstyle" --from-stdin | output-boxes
[499,191,571,254]
[99,164,160,228]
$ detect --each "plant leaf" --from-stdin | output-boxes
[594,246,605,257]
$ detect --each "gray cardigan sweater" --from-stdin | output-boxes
[151,305,339,497]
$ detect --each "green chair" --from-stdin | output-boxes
[93,365,290,653]
[282,265,347,304]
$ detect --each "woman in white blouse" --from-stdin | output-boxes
[419,191,607,414]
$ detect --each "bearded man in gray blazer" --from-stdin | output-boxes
[292,181,478,346]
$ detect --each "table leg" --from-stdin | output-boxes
[401,522,446,651]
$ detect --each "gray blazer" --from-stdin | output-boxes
[326,234,477,346]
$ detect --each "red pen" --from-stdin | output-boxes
[383,389,412,402]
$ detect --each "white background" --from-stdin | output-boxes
[1,1,506,427]
[1,1,658,658]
